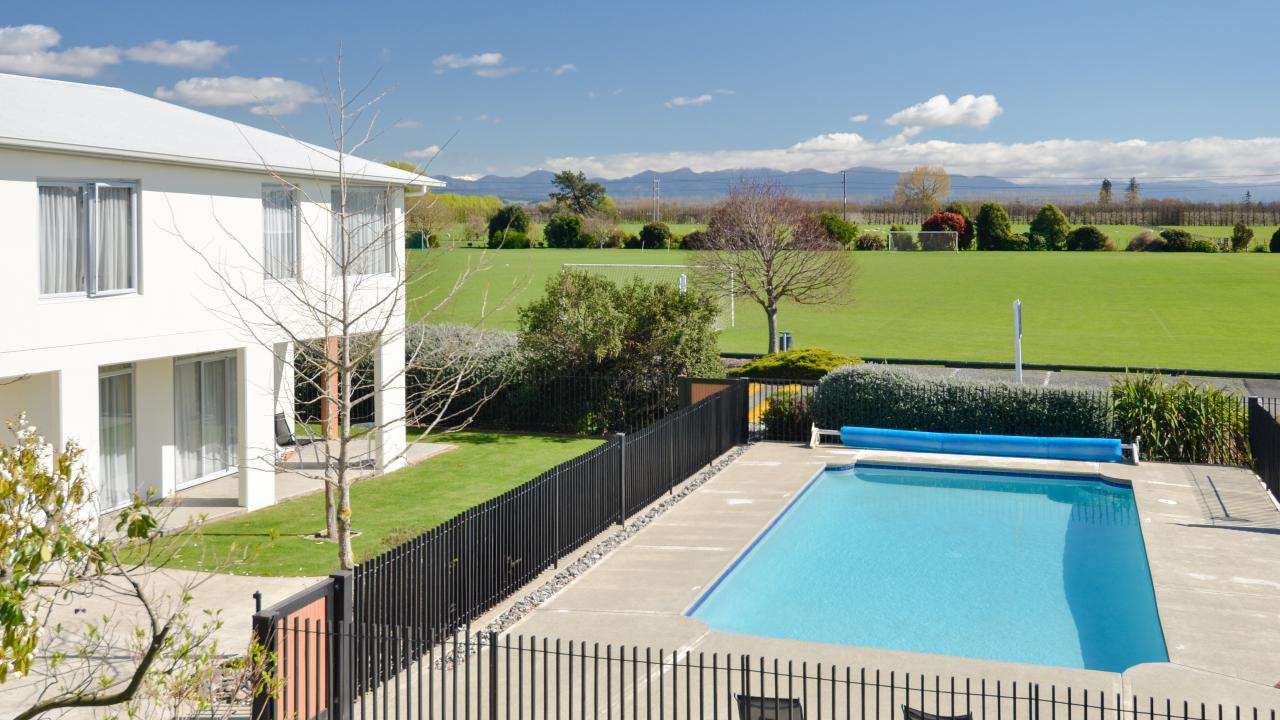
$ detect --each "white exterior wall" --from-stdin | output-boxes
[0,146,407,512]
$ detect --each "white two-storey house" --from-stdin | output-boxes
[0,72,442,515]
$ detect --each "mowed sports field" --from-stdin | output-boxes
[407,248,1280,372]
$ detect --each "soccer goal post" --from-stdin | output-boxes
[887,230,959,251]
[561,263,736,328]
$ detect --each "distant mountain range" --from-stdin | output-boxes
[436,167,1280,204]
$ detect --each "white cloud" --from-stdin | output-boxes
[154,76,321,115]
[0,24,120,77]
[474,66,521,78]
[534,132,1280,182]
[405,145,442,159]
[665,94,713,108]
[433,52,503,69]
[393,120,423,129]
[713,88,735,95]
[124,39,235,68]
[849,114,869,123]
[552,63,576,76]
[885,94,1003,130]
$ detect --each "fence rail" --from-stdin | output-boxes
[252,620,1277,720]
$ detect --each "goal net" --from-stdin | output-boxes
[561,263,736,328]
[888,230,959,251]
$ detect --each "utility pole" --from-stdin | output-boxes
[841,170,848,221]
[652,178,660,223]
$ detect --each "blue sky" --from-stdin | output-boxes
[4,0,1280,181]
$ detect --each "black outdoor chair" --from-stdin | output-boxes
[902,705,973,720]
[735,694,805,720]
[275,413,323,466]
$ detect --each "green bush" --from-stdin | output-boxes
[811,365,1114,438]
[889,232,920,251]
[680,230,710,249]
[816,212,859,247]
[544,213,586,248]
[1159,228,1194,251]
[487,229,531,249]
[855,232,886,251]
[405,230,439,249]
[1126,230,1166,252]
[622,234,643,249]
[728,347,861,381]
[760,394,814,438]
[1066,226,1114,251]
[1231,223,1254,252]
[403,323,523,425]
[1111,375,1248,464]
[1187,238,1222,253]
[603,228,629,248]
[975,202,1013,251]
[1272,227,1280,253]
[487,204,530,241]
[998,233,1032,251]
[638,221,673,249]
[1029,204,1071,251]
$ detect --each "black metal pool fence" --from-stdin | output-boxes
[251,620,1279,720]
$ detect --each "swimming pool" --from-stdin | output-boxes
[688,463,1167,672]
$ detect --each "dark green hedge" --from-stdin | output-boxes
[811,365,1114,438]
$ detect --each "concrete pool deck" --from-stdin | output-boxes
[508,442,1280,710]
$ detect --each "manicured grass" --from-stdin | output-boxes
[409,247,1280,372]
[161,432,603,577]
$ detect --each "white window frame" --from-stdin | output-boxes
[262,182,301,282]
[98,363,137,512]
[37,179,141,299]
[330,184,395,277]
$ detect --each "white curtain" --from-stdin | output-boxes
[263,185,298,278]
[96,185,134,292]
[39,185,84,294]
[331,187,390,275]
[98,371,135,511]
[201,358,229,472]
[175,361,202,484]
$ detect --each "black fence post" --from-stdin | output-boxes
[329,570,354,720]
[616,432,627,523]
[249,612,276,720]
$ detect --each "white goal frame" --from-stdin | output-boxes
[887,230,960,252]
[562,263,735,327]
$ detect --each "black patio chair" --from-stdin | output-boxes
[735,694,805,720]
[275,412,323,466]
[902,705,973,720]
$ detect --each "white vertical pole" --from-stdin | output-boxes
[729,270,735,327]
[1013,299,1024,384]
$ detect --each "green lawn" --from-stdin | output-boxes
[161,432,602,577]
[409,247,1280,372]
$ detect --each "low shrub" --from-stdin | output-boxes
[1111,374,1248,464]
[760,394,814,439]
[623,234,644,249]
[889,232,920,251]
[1126,230,1165,252]
[680,229,710,249]
[544,212,586,248]
[727,347,861,381]
[1066,225,1114,251]
[1251,244,1270,253]
[1230,223,1254,252]
[816,212,860,247]
[1159,228,1195,251]
[855,232,886,251]
[1272,227,1280,253]
[639,221,673,249]
[998,233,1032,251]
[404,323,523,424]
[603,228,628,248]
[487,229,531,249]
[582,216,619,248]
[811,365,1114,438]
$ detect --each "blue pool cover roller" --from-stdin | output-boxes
[839,426,1124,463]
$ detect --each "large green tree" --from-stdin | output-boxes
[1029,204,1072,251]
[974,202,1013,250]
[549,170,608,215]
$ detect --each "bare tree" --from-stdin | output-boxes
[168,56,516,570]
[698,180,856,353]
[893,166,951,212]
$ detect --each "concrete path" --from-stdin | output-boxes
[509,443,1280,710]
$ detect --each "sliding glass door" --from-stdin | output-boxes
[98,365,136,511]
[174,353,238,488]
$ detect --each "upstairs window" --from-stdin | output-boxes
[330,186,392,276]
[39,180,138,297]
[262,184,299,279]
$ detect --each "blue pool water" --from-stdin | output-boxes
[689,464,1167,671]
